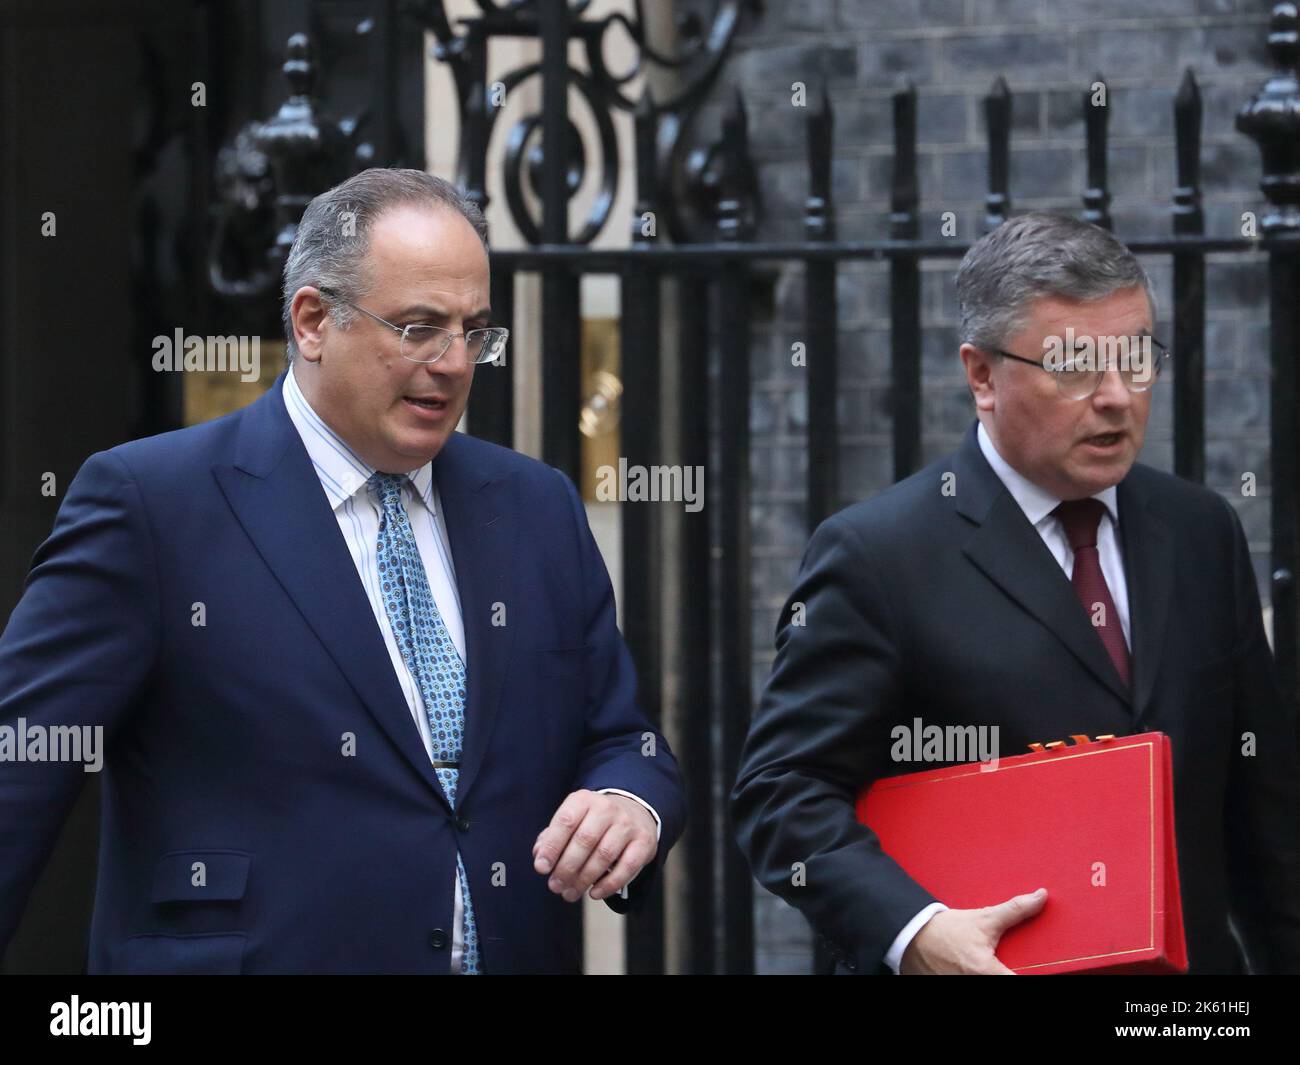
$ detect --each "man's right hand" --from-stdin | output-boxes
[899,888,1047,974]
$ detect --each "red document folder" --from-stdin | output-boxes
[855,731,1187,974]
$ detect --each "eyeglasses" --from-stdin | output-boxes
[990,337,1172,401]
[317,287,509,365]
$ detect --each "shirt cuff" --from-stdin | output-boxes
[595,788,662,896]
[595,788,662,842]
[884,902,948,974]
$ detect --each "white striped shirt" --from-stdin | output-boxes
[976,420,1131,649]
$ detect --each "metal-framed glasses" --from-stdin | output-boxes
[990,337,1172,401]
[318,286,509,365]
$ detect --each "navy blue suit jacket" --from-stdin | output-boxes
[0,372,685,973]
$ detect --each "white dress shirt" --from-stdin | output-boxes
[282,368,659,972]
[883,421,1132,973]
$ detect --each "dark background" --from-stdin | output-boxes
[0,0,425,973]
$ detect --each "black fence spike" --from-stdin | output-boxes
[632,85,660,245]
[983,76,1011,232]
[717,88,756,241]
[1173,67,1204,235]
[805,78,835,241]
[891,80,918,240]
[1083,72,1112,230]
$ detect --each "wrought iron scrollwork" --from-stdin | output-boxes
[209,34,352,298]
[412,0,762,244]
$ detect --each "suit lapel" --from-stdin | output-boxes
[1116,471,1173,728]
[953,422,1134,710]
[430,433,518,808]
[212,374,448,808]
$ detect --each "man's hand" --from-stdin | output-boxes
[532,790,659,902]
[900,888,1047,974]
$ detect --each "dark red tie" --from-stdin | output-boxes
[1052,499,1131,689]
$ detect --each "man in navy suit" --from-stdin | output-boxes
[0,167,685,974]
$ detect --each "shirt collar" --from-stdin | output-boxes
[976,420,1118,528]
[282,366,435,515]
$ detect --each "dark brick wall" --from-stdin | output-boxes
[691,0,1281,974]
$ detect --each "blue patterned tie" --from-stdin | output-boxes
[371,472,480,974]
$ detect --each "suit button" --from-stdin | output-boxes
[428,929,447,949]
[456,817,470,832]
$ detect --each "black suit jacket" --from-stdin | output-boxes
[731,419,1300,975]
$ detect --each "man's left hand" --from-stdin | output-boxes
[532,790,658,902]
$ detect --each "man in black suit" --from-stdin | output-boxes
[731,212,1300,975]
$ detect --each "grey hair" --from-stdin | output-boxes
[280,168,489,363]
[954,212,1156,354]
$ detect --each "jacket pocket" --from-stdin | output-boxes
[115,932,246,974]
